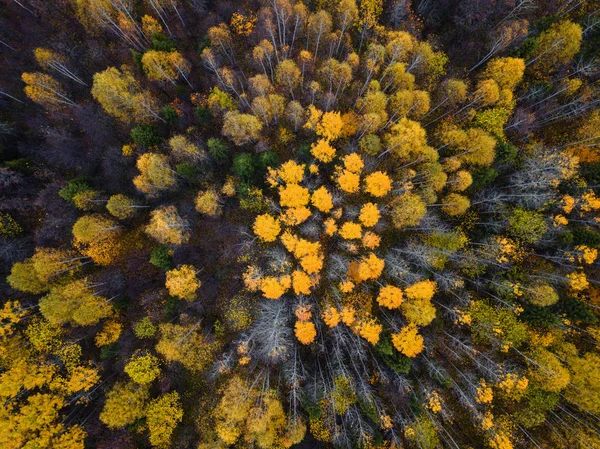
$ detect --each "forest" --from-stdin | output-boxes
[1,0,600,448]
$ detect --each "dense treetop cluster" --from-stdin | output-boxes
[1,0,599,449]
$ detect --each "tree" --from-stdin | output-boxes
[390,193,426,229]
[251,94,286,126]
[528,348,570,393]
[526,283,559,307]
[91,67,162,123]
[22,72,76,109]
[142,50,192,86]
[165,265,201,301]
[39,278,112,327]
[100,382,149,429]
[34,48,86,85]
[145,206,190,245]
[404,415,439,449]
[133,153,177,196]
[74,0,146,49]
[131,124,161,147]
[169,135,203,162]
[442,128,496,167]
[294,321,317,344]
[146,392,184,447]
[222,111,263,146]
[72,215,120,245]
[195,189,222,216]
[565,352,600,413]
[384,118,434,162]
[529,21,582,72]
[311,139,336,163]
[483,57,525,91]
[212,375,300,448]
[254,214,281,242]
[392,324,424,357]
[275,59,301,98]
[364,171,392,197]
[207,138,229,162]
[377,285,403,309]
[106,194,142,219]
[315,111,344,141]
[307,10,332,62]
[441,193,470,216]
[507,208,548,244]
[72,215,122,265]
[124,352,161,385]
[155,323,216,372]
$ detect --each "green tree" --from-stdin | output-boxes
[508,208,548,244]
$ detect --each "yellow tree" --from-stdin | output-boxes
[133,153,177,196]
[384,118,434,162]
[165,265,201,301]
[34,48,86,85]
[483,57,525,91]
[106,194,145,219]
[529,20,582,72]
[222,111,263,146]
[91,67,163,123]
[390,192,427,229]
[72,215,122,265]
[100,382,149,429]
[142,50,192,87]
[145,206,190,245]
[392,324,424,357]
[195,189,223,217]
[168,135,203,162]
[22,72,76,109]
[39,278,112,327]
[124,352,161,385]
[275,59,301,98]
[146,392,184,447]
[155,322,217,372]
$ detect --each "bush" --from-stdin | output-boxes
[131,125,161,147]
[162,106,178,125]
[59,178,90,204]
[519,306,560,328]
[152,33,176,51]
[559,297,598,324]
[207,138,229,162]
[470,167,498,190]
[3,158,33,174]
[134,317,157,339]
[100,343,120,360]
[374,336,411,374]
[232,153,256,182]
[195,106,212,125]
[150,246,172,271]
[0,212,22,237]
[131,49,143,71]
[572,227,600,248]
[496,139,519,163]
[198,35,211,54]
[176,162,199,183]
